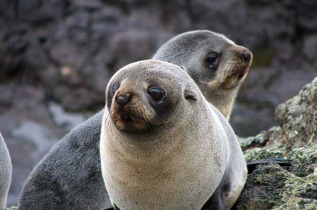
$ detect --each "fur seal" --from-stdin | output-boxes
[153,30,252,120]
[100,60,247,209]
[0,133,12,210]
[19,30,251,210]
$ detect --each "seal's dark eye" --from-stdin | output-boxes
[205,53,219,70]
[147,87,166,104]
[111,82,120,98]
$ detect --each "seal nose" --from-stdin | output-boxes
[115,93,131,106]
[242,50,252,63]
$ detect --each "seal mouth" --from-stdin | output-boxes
[120,114,132,122]
[222,64,250,90]
[111,111,151,133]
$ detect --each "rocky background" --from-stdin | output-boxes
[0,0,316,207]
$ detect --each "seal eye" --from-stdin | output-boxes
[205,52,219,70]
[111,82,120,98]
[147,87,166,104]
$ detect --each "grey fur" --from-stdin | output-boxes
[0,133,12,210]
[19,30,251,209]
[18,110,112,210]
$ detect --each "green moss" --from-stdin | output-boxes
[239,126,281,151]
[244,148,284,162]
[237,145,317,209]
[237,80,317,209]
[236,164,288,210]
[287,144,317,177]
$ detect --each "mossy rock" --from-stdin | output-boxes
[239,79,317,154]
[239,126,281,150]
[236,145,317,209]
[288,144,317,177]
[243,147,284,162]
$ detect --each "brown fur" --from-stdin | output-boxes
[100,60,247,209]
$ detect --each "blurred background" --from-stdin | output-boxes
[0,0,316,206]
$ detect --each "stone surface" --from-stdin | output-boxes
[239,78,317,154]
[235,78,317,209]
[0,0,317,207]
[236,145,317,210]
[48,102,87,131]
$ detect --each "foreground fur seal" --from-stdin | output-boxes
[19,30,251,210]
[0,133,12,210]
[100,60,247,209]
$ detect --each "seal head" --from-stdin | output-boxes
[106,61,198,135]
[154,30,253,119]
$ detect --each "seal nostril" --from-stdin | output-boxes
[242,51,251,63]
[116,94,131,106]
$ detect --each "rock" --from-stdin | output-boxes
[239,126,281,150]
[271,79,317,153]
[239,78,317,154]
[243,148,284,162]
[48,102,87,131]
[0,84,66,206]
[236,78,317,209]
[12,121,56,161]
[288,146,317,177]
[298,0,317,32]
[303,35,317,65]
[236,145,317,210]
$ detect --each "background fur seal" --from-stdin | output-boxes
[19,30,251,209]
[0,133,12,210]
[153,30,252,120]
[100,60,247,209]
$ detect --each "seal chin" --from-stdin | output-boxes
[111,112,151,133]
[222,64,249,90]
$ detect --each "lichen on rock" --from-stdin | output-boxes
[236,78,317,209]
[269,79,317,154]
[288,145,317,177]
[239,126,281,151]
[243,148,284,162]
[239,78,317,154]
[236,144,317,209]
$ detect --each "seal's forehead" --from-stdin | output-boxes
[174,30,235,48]
[111,60,187,84]
[213,32,235,45]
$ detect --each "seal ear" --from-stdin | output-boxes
[184,89,197,101]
